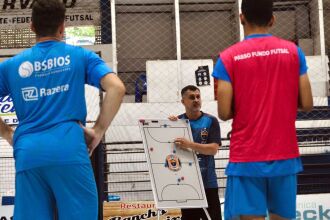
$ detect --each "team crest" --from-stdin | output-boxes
[200,128,208,144]
[165,154,181,171]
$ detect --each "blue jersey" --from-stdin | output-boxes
[179,112,221,188]
[212,34,305,177]
[0,40,112,172]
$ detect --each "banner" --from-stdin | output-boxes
[0,96,17,125]
[1,194,329,219]
[296,194,330,220]
[0,0,101,29]
[103,201,182,220]
[0,205,14,220]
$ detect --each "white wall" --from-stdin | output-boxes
[106,97,329,145]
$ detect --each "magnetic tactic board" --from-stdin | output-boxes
[139,119,207,209]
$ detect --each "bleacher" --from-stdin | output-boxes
[297,107,330,194]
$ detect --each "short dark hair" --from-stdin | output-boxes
[241,0,273,27]
[181,85,200,97]
[32,0,66,37]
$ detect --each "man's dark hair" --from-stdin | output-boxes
[241,0,273,27]
[32,0,66,37]
[181,85,200,97]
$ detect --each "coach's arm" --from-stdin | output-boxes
[174,138,219,155]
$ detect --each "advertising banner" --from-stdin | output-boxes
[0,205,14,220]
[296,194,330,220]
[0,96,17,125]
[103,201,182,220]
[0,0,101,29]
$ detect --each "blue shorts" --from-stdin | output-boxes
[224,175,297,220]
[14,163,98,220]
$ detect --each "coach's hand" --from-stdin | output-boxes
[174,137,192,151]
[168,115,178,121]
[81,125,103,156]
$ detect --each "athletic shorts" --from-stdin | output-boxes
[224,175,297,220]
[14,163,98,220]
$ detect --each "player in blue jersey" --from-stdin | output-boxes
[0,0,125,219]
[169,85,222,220]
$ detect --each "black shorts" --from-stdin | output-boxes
[181,188,222,220]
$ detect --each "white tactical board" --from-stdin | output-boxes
[139,119,208,209]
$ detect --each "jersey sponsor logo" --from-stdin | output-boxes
[18,55,71,78]
[40,84,69,97]
[21,87,38,101]
[21,84,70,101]
[18,61,33,78]
[34,55,71,72]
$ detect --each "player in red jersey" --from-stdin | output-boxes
[212,0,313,219]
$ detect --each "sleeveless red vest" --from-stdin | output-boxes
[220,36,300,162]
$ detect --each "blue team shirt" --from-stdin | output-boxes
[0,40,112,172]
[212,34,305,177]
[179,112,221,188]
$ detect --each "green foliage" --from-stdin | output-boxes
[65,26,95,37]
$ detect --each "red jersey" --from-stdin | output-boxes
[220,36,300,162]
